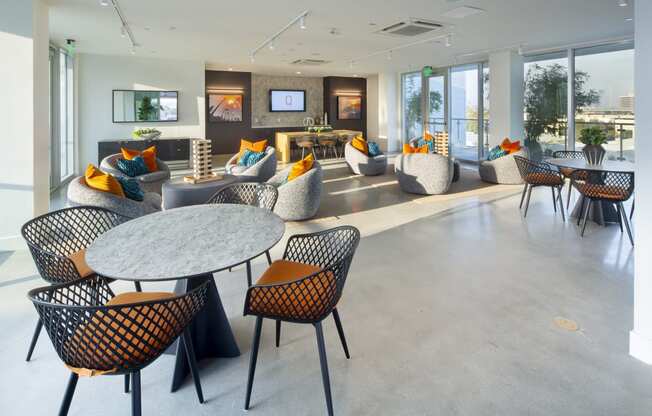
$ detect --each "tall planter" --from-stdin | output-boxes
[582,144,606,165]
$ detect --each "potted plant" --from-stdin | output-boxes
[579,126,608,165]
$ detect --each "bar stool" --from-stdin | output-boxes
[296,135,318,160]
[317,133,339,159]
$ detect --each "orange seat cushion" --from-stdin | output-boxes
[351,136,368,155]
[121,145,158,172]
[65,291,176,376]
[287,154,314,181]
[559,167,575,178]
[525,172,563,186]
[403,143,429,154]
[248,260,335,320]
[576,184,629,200]
[500,138,521,154]
[68,249,93,278]
[84,164,125,198]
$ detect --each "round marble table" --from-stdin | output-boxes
[547,158,635,225]
[161,174,239,210]
[86,204,285,391]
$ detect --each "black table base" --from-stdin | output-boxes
[570,195,619,225]
[169,274,240,392]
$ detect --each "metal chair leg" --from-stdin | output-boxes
[620,202,634,246]
[244,316,263,410]
[246,261,252,287]
[577,197,586,226]
[630,199,635,221]
[131,371,142,416]
[616,203,624,232]
[275,320,281,348]
[332,308,350,359]
[134,281,142,292]
[581,199,592,237]
[26,318,43,361]
[519,184,528,209]
[182,329,204,404]
[58,373,79,416]
[566,181,573,210]
[551,187,557,213]
[124,374,130,393]
[315,322,334,416]
[558,187,565,222]
[523,185,533,218]
[265,250,272,266]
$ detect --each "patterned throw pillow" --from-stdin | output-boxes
[238,149,254,166]
[116,156,149,177]
[245,151,266,167]
[417,138,436,153]
[116,177,144,201]
[368,141,382,157]
[487,145,508,161]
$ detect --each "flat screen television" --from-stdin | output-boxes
[269,89,306,112]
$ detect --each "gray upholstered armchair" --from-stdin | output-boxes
[66,176,161,219]
[225,147,277,182]
[479,148,528,184]
[394,153,454,195]
[100,153,170,194]
[344,142,387,176]
[266,161,322,221]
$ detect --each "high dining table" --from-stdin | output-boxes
[85,204,285,392]
[546,158,635,225]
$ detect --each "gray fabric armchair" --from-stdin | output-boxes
[267,161,322,221]
[344,142,387,176]
[394,153,454,195]
[225,147,277,182]
[66,176,161,219]
[100,153,170,194]
[479,148,528,184]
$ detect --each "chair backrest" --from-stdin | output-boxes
[571,169,634,201]
[295,135,316,146]
[552,150,584,160]
[317,134,337,145]
[513,155,560,184]
[206,182,278,211]
[21,206,130,283]
[28,275,208,374]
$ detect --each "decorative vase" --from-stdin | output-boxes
[582,144,606,165]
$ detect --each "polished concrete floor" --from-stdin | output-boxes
[2,158,649,415]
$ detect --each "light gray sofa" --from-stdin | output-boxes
[100,154,170,194]
[394,153,454,195]
[67,176,162,219]
[225,147,277,182]
[267,161,322,221]
[344,142,387,176]
[479,148,528,184]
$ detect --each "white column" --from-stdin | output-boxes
[488,50,524,147]
[630,0,652,364]
[378,72,400,153]
[366,74,380,139]
[0,0,50,250]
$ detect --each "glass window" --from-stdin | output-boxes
[574,45,634,161]
[450,64,480,161]
[482,64,490,157]
[524,52,568,159]
[401,72,423,142]
[427,74,446,133]
[51,48,75,188]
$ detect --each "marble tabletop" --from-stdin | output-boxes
[547,158,635,173]
[86,204,285,281]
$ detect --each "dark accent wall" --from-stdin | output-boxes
[323,76,367,137]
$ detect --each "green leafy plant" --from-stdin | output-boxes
[578,126,608,146]
[137,96,156,121]
[132,128,161,139]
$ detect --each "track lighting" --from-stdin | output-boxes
[120,26,126,38]
[99,0,110,6]
[445,34,452,47]
[250,54,255,63]
[387,50,392,60]
[250,10,309,59]
[300,16,307,30]
[268,39,275,50]
[619,0,628,7]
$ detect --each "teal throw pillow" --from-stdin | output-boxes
[116,156,149,177]
[368,141,382,157]
[487,145,507,161]
[245,151,266,167]
[116,177,144,201]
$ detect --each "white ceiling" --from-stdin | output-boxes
[47,0,635,77]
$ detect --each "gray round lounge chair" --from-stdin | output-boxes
[395,153,454,195]
[344,142,387,176]
[267,161,322,221]
[67,176,162,219]
[100,153,171,194]
[225,147,277,183]
[478,148,528,184]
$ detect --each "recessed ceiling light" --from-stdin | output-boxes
[353,74,358,77]
[99,0,110,6]
[228,67,233,71]
[144,27,151,31]
[625,17,633,22]
[442,6,485,19]
[368,22,377,26]
[169,26,177,31]
[296,71,302,75]
[619,0,628,7]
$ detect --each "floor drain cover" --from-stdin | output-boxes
[554,317,579,331]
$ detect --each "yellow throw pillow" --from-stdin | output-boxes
[351,136,368,155]
[287,154,314,182]
[121,145,158,172]
[402,144,429,154]
[500,138,522,154]
[84,164,125,197]
[424,132,435,141]
[238,139,268,162]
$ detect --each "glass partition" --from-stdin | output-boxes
[401,72,423,142]
[450,64,480,161]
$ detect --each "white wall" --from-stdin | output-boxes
[77,53,205,170]
[488,50,524,146]
[0,0,49,250]
[630,0,652,365]
[378,72,401,152]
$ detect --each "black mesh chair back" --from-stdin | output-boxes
[514,155,563,186]
[206,182,278,211]
[552,150,585,160]
[571,170,634,202]
[28,275,209,374]
[21,206,130,284]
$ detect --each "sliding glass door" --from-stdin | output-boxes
[401,72,423,142]
[426,72,447,134]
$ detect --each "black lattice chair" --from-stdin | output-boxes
[514,156,566,221]
[207,182,279,286]
[552,150,587,209]
[243,226,361,416]
[571,169,635,245]
[21,206,138,362]
[28,276,209,416]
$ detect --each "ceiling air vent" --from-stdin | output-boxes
[377,18,444,37]
[290,59,330,66]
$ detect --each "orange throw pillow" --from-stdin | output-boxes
[121,145,158,172]
[424,132,435,141]
[402,144,429,154]
[287,154,314,182]
[351,136,368,155]
[237,139,268,162]
[500,138,521,154]
[84,164,125,197]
